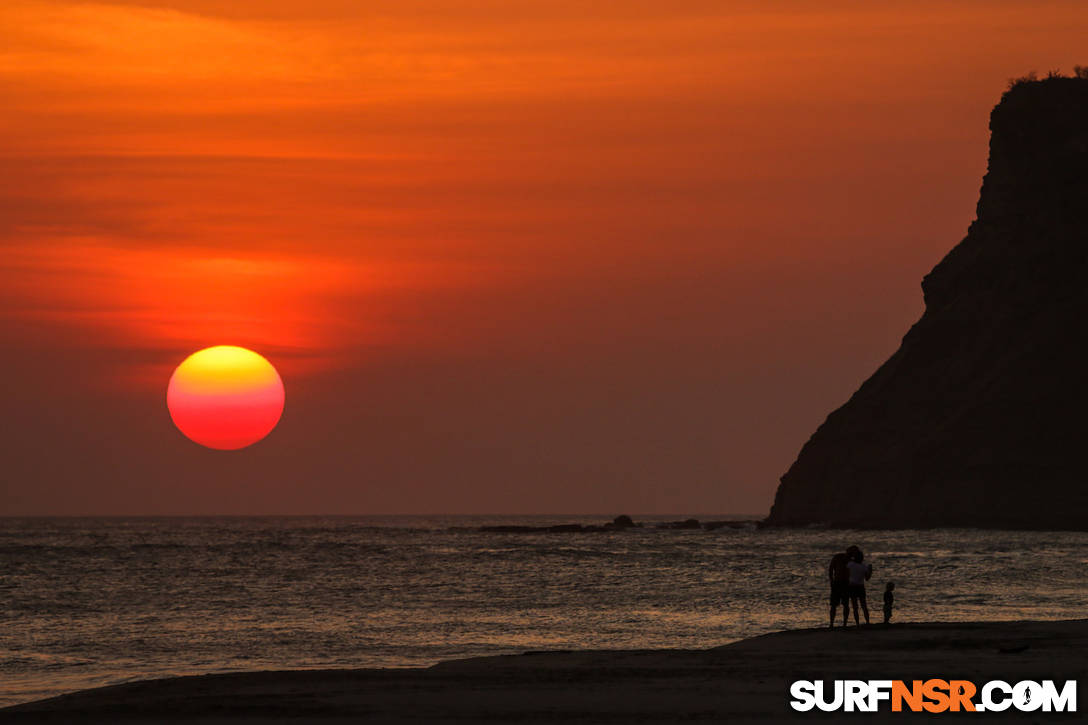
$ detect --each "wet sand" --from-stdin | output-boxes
[3,620,1085,723]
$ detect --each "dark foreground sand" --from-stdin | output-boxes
[3,620,1085,723]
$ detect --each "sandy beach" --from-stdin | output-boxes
[3,619,1084,723]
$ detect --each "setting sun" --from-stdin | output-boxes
[166,346,285,450]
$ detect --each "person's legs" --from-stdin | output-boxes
[859,590,870,624]
[850,594,860,626]
[829,588,837,628]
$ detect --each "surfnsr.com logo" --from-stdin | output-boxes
[790,679,1076,713]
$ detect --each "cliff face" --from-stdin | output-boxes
[767,78,1088,530]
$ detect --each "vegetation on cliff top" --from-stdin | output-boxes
[1006,65,1088,92]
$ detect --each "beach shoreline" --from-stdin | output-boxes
[3,619,1084,722]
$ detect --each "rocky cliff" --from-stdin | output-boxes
[766,77,1088,529]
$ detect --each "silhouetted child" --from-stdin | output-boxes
[883,582,895,624]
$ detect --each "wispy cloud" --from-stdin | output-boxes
[0,240,480,383]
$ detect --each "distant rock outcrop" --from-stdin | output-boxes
[476,515,758,533]
[767,77,1088,530]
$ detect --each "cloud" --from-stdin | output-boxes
[0,238,486,385]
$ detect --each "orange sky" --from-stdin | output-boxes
[2,1,1087,515]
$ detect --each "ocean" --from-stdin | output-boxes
[1,515,1085,706]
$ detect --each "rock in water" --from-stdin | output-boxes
[767,77,1088,530]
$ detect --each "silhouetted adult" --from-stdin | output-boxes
[846,548,873,626]
[827,548,851,628]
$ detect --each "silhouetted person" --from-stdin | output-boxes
[846,549,872,626]
[827,548,851,628]
[883,582,895,624]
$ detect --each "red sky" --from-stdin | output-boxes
[2,1,1086,515]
